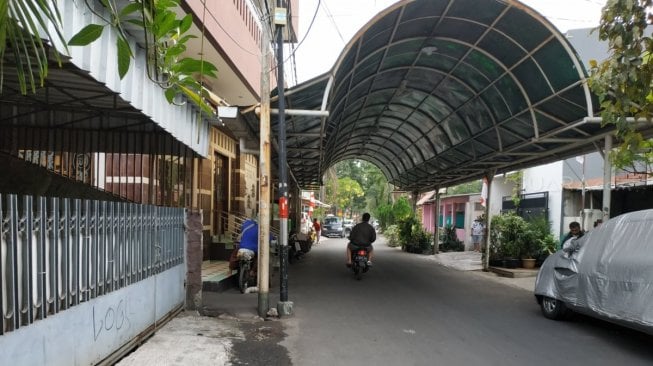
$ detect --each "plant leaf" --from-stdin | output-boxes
[179,14,193,34]
[178,84,215,116]
[119,3,143,18]
[155,12,179,38]
[165,88,177,103]
[116,37,131,79]
[69,24,105,46]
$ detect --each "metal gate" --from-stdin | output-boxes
[0,194,184,335]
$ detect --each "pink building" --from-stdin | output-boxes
[418,192,485,250]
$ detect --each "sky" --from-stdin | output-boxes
[291,0,607,85]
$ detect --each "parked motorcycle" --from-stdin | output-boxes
[350,246,371,280]
[288,232,313,263]
[237,249,256,293]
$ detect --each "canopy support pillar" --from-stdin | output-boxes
[602,135,612,222]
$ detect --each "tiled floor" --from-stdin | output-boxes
[201,260,231,283]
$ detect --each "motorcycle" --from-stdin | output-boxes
[288,231,313,263]
[350,245,371,280]
[237,249,256,293]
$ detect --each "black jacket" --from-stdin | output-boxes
[349,222,376,246]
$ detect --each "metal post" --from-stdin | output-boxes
[276,1,293,317]
[432,188,440,254]
[482,174,494,271]
[257,0,272,317]
[602,135,612,222]
[580,154,586,230]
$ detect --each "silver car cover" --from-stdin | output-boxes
[534,209,653,331]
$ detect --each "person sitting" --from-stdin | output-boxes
[561,221,584,250]
[346,213,376,267]
[229,216,259,275]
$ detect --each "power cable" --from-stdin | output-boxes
[322,0,346,44]
[204,4,259,56]
[281,0,321,65]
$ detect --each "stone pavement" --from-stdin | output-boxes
[429,250,537,292]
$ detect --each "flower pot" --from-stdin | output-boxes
[522,258,536,269]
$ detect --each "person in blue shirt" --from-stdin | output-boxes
[229,217,259,275]
[238,217,259,254]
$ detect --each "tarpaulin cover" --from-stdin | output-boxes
[535,209,653,333]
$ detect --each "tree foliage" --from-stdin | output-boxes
[589,0,653,172]
[332,177,364,218]
[328,159,392,218]
[2,0,217,115]
[445,180,481,195]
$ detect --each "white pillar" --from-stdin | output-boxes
[602,135,613,222]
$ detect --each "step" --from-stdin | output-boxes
[489,266,539,278]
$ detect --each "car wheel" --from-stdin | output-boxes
[540,296,569,320]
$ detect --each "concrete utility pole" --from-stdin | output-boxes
[257,0,272,317]
[275,0,293,316]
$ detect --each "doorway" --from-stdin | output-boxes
[213,153,229,236]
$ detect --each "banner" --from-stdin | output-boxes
[480,177,488,207]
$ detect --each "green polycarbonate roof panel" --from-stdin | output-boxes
[248,0,636,191]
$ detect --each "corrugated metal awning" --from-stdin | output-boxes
[244,0,653,191]
[0,1,210,157]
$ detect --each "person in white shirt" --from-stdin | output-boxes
[471,219,485,252]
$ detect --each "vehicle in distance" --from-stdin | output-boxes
[322,215,345,238]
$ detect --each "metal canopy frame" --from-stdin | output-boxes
[246,0,641,191]
[0,57,196,156]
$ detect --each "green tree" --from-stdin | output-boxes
[332,159,392,217]
[589,0,653,172]
[392,196,412,222]
[445,180,482,195]
[333,177,364,218]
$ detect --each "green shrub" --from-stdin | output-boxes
[490,213,558,259]
[440,225,464,252]
[524,215,557,257]
[384,224,401,247]
[398,216,432,253]
[490,213,527,259]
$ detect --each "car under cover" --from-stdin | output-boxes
[535,209,653,333]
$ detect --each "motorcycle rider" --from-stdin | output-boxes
[346,212,376,267]
[229,216,259,275]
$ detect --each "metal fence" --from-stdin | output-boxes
[0,194,185,335]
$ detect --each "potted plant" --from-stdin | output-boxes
[440,225,464,252]
[490,213,525,268]
[522,216,556,268]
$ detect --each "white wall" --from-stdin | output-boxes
[0,265,185,366]
[523,161,564,238]
[488,174,515,218]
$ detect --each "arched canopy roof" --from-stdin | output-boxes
[246,0,615,191]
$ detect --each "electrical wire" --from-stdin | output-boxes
[321,0,346,44]
[204,4,259,56]
[281,0,321,66]
[285,0,301,85]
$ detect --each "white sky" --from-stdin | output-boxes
[291,0,607,85]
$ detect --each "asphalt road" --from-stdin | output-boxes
[275,236,653,366]
[124,235,653,365]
